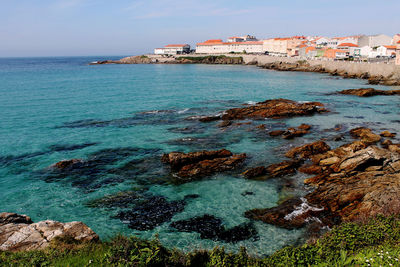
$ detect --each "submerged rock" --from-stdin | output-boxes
[199,99,328,122]
[269,124,312,139]
[0,212,98,252]
[170,214,258,243]
[162,149,246,180]
[116,196,187,231]
[242,160,303,179]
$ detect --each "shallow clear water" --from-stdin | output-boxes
[1,57,399,256]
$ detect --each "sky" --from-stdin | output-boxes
[0,0,399,57]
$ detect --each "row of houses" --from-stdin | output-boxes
[153,34,400,65]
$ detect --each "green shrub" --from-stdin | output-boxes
[3,216,400,266]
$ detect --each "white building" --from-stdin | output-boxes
[359,46,372,58]
[196,39,263,54]
[358,34,392,48]
[376,45,397,57]
[154,44,190,55]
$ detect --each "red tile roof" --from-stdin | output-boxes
[196,39,224,46]
[227,41,262,45]
[197,40,262,46]
[384,45,397,49]
[338,43,358,47]
[306,47,316,53]
[164,44,189,47]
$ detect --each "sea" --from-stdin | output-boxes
[0,56,399,256]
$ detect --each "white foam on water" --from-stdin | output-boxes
[284,197,324,221]
[177,108,189,114]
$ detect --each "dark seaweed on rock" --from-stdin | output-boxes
[55,112,183,129]
[170,214,258,243]
[115,196,187,231]
[107,156,170,186]
[85,190,147,209]
[0,142,99,169]
[40,147,162,191]
[47,142,98,152]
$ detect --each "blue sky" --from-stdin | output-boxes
[1,0,399,57]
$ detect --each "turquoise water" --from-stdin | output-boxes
[1,57,399,256]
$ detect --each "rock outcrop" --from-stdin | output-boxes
[162,149,246,180]
[285,141,331,159]
[242,160,303,179]
[0,213,98,251]
[199,99,328,123]
[260,61,400,86]
[338,88,400,97]
[246,128,400,231]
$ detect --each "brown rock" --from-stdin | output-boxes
[380,131,396,138]
[298,124,312,130]
[242,166,267,179]
[349,127,381,144]
[339,88,400,97]
[161,149,232,170]
[382,139,393,148]
[282,129,309,139]
[285,141,331,159]
[269,130,285,137]
[51,159,83,170]
[162,149,246,180]
[221,99,328,121]
[298,164,324,175]
[218,120,232,127]
[266,160,303,177]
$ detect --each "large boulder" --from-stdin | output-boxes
[285,141,331,159]
[0,213,98,251]
[349,127,381,145]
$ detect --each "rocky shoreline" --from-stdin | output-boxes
[4,86,400,254]
[91,54,400,86]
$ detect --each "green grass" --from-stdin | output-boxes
[2,216,400,266]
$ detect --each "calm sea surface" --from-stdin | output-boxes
[0,56,399,255]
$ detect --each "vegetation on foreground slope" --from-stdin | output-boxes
[2,215,400,266]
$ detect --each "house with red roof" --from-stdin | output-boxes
[338,43,360,57]
[154,44,190,55]
[195,38,263,54]
[323,49,348,59]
